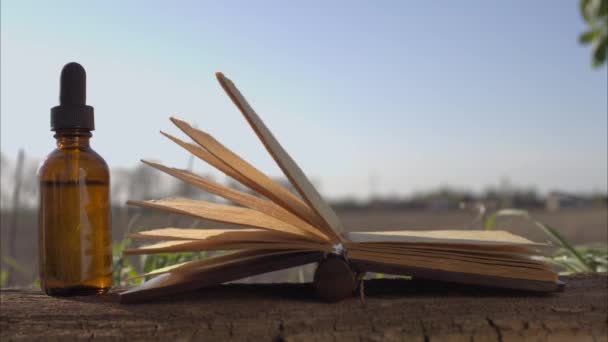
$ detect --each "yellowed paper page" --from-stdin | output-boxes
[169,118,329,232]
[141,160,329,242]
[161,131,265,194]
[347,244,550,270]
[128,197,314,240]
[346,230,547,246]
[216,73,344,242]
[136,249,301,279]
[129,227,303,242]
[348,249,557,282]
[347,242,539,257]
[124,239,328,255]
[120,250,321,297]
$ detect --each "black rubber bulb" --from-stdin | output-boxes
[60,62,87,105]
[50,62,95,131]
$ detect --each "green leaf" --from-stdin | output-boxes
[0,255,28,275]
[534,221,593,271]
[485,209,530,230]
[135,261,190,279]
[0,270,7,287]
[482,208,598,272]
[581,0,593,23]
[484,214,497,230]
[600,0,608,16]
[592,38,607,67]
[143,255,157,273]
[543,256,584,273]
[494,208,530,217]
[580,30,598,44]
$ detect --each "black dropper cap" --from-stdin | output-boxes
[50,62,95,131]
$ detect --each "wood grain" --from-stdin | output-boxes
[2,274,605,341]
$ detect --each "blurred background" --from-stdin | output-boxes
[1,0,606,287]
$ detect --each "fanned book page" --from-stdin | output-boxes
[119,73,560,304]
[346,230,547,245]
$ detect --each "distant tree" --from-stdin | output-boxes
[172,171,216,201]
[110,168,134,205]
[0,151,38,209]
[18,158,40,208]
[580,0,607,67]
[0,152,7,169]
[0,152,11,207]
[128,164,161,200]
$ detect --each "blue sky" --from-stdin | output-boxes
[1,1,606,198]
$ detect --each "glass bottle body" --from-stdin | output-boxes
[38,129,112,295]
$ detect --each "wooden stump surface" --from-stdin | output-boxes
[1,273,606,341]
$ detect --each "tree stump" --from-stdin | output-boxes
[1,273,606,341]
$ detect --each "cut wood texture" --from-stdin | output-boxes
[1,274,605,341]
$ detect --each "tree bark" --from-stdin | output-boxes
[1,273,606,341]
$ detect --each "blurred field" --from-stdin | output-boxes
[2,206,606,287]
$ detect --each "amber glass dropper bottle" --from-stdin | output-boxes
[38,62,112,295]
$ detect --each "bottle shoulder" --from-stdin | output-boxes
[38,147,109,182]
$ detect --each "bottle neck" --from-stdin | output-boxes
[54,129,92,149]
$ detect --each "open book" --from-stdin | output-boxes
[119,73,560,303]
